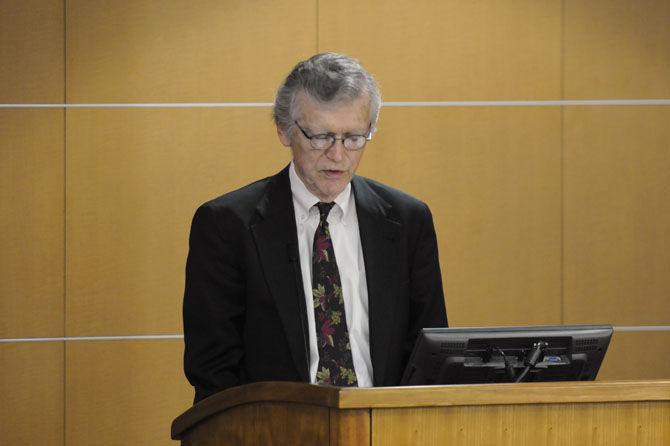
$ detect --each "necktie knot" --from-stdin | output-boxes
[316,202,335,223]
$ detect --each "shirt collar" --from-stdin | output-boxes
[289,162,353,222]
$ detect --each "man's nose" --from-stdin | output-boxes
[325,139,346,161]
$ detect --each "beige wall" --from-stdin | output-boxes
[1,1,669,444]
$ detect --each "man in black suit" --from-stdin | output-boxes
[183,53,447,403]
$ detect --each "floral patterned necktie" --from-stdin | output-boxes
[312,202,358,386]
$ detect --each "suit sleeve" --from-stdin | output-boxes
[405,203,448,357]
[183,203,246,403]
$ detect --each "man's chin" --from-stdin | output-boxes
[315,184,347,202]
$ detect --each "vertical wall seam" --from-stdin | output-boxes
[62,1,68,445]
[316,0,320,52]
[559,0,566,326]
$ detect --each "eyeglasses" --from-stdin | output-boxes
[294,121,372,151]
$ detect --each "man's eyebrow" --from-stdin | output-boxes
[308,127,368,136]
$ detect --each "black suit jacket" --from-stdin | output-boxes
[183,166,447,403]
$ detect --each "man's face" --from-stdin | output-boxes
[277,92,371,202]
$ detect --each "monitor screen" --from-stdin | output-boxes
[401,324,613,385]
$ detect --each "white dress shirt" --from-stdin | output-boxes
[289,162,373,386]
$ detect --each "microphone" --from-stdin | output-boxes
[286,243,298,262]
[287,243,310,378]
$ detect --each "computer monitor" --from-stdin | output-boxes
[400,324,613,385]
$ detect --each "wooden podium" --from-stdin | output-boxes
[172,380,670,445]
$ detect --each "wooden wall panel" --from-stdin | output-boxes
[66,0,317,102]
[564,107,670,326]
[564,0,670,98]
[319,0,562,100]
[0,0,64,103]
[359,107,562,327]
[66,108,290,336]
[65,340,192,446]
[0,343,64,445]
[0,110,64,338]
[598,331,670,380]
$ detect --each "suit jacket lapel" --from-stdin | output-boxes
[352,177,402,386]
[249,166,310,382]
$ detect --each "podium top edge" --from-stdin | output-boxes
[171,379,670,439]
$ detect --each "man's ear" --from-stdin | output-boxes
[277,125,291,147]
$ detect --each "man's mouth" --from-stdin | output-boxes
[322,169,344,178]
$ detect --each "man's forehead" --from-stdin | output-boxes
[295,92,371,125]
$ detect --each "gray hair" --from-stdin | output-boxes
[273,53,382,134]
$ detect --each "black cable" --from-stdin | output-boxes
[515,341,548,383]
[493,348,517,382]
[514,365,532,383]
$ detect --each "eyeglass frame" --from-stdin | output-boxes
[293,120,372,151]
